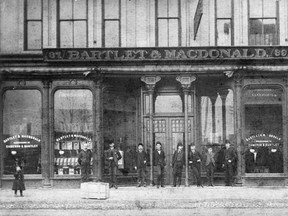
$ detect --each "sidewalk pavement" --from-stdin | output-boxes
[1,185,288,210]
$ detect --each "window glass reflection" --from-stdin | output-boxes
[244,88,283,173]
[201,89,235,173]
[3,90,42,174]
[54,89,93,176]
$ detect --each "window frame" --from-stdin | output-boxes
[57,0,89,48]
[215,0,234,46]
[248,0,280,46]
[102,0,121,47]
[24,0,43,51]
[155,0,181,47]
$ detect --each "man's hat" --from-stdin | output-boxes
[155,141,162,146]
[109,142,115,146]
[138,143,143,147]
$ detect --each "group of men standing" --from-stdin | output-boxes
[77,140,237,188]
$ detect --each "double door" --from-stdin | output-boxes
[152,117,193,184]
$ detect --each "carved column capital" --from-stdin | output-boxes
[234,71,244,87]
[42,80,52,88]
[176,75,196,91]
[141,76,161,92]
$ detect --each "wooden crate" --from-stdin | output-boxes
[80,182,109,199]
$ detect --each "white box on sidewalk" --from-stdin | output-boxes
[80,182,109,199]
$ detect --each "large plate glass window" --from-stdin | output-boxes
[244,87,283,173]
[3,90,42,174]
[200,83,235,173]
[54,89,93,176]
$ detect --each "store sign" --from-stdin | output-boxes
[245,88,282,104]
[246,134,281,148]
[4,135,41,149]
[43,46,288,62]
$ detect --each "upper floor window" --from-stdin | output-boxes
[215,0,233,46]
[103,0,121,47]
[58,0,88,48]
[24,0,43,50]
[156,0,181,47]
[248,0,279,45]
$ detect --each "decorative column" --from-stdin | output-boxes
[176,75,196,187]
[42,80,52,187]
[234,72,243,185]
[219,89,229,143]
[92,78,103,181]
[209,95,217,143]
[141,76,161,186]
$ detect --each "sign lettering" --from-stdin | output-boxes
[43,47,288,62]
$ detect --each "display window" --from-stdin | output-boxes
[54,89,93,176]
[3,90,42,174]
[200,85,235,172]
[244,87,283,173]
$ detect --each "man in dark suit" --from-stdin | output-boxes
[154,141,165,188]
[223,140,237,186]
[77,143,92,182]
[188,145,203,187]
[105,142,122,189]
[135,143,147,187]
[172,143,185,187]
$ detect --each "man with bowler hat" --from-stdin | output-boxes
[77,143,92,182]
[223,140,236,186]
[105,142,122,189]
[135,143,148,187]
[172,143,185,187]
[154,141,166,188]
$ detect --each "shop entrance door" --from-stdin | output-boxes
[153,117,192,185]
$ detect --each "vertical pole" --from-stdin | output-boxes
[234,73,243,185]
[42,80,51,187]
[93,79,102,181]
[176,75,196,187]
[141,76,161,186]
[183,90,189,186]
[148,90,154,185]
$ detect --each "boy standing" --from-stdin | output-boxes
[135,143,147,187]
[205,146,216,186]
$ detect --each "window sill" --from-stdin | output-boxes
[244,173,287,178]
[1,174,42,180]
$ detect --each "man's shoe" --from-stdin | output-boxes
[137,184,141,187]
[114,185,118,189]
[157,185,160,188]
[143,183,147,187]
[109,184,113,188]
[161,185,164,188]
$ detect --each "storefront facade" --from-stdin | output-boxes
[1,0,288,188]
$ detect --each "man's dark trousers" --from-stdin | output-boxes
[173,162,183,186]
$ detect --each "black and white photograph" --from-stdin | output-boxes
[1,0,288,215]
